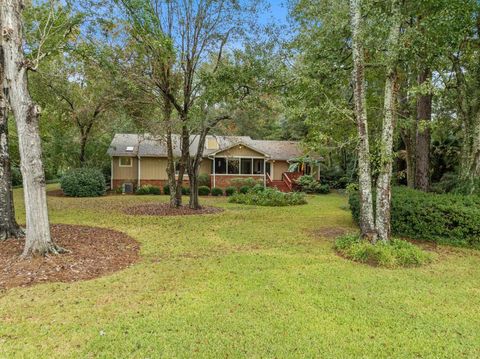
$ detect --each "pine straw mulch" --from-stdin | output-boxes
[123,203,224,216]
[0,224,140,291]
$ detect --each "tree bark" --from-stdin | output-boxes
[375,0,401,242]
[1,0,61,256]
[349,0,376,241]
[188,132,208,210]
[0,44,23,240]
[414,68,432,191]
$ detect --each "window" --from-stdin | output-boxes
[174,161,181,175]
[214,158,227,174]
[119,157,132,167]
[253,159,264,174]
[206,138,219,150]
[241,158,252,174]
[228,159,240,174]
[266,162,271,176]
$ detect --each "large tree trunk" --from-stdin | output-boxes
[1,0,61,256]
[414,68,432,191]
[0,45,23,240]
[375,0,401,242]
[349,0,376,241]
[188,132,208,210]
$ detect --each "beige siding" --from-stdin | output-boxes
[215,145,264,158]
[272,160,289,180]
[199,159,212,175]
[113,156,138,180]
[140,157,168,180]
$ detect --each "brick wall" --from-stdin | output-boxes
[211,175,264,189]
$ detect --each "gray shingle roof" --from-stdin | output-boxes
[107,134,316,161]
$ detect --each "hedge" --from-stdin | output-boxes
[349,187,480,248]
[198,186,211,196]
[61,168,106,197]
[136,185,161,195]
[229,188,307,207]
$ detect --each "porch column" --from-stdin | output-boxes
[213,156,216,188]
[263,158,266,188]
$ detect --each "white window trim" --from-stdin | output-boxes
[119,157,133,167]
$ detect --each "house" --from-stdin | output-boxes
[107,134,321,192]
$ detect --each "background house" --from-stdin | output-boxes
[107,134,321,192]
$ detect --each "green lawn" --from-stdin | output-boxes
[1,186,480,358]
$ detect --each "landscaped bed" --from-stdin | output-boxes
[0,224,139,290]
[123,203,224,216]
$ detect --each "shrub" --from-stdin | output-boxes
[198,186,211,196]
[182,186,191,195]
[251,184,265,193]
[163,184,171,195]
[296,175,330,194]
[239,185,250,194]
[211,187,223,196]
[229,188,307,207]
[230,177,261,189]
[225,186,237,196]
[334,234,432,268]
[11,166,22,187]
[349,187,480,248]
[198,173,211,188]
[61,168,106,197]
[136,184,161,195]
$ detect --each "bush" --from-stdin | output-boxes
[229,188,307,207]
[136,184,161,195]
[182,186,191,195]
[251,184,265,193]
[225,186,237,196]
[198,173,211,188]
[349,187,480,248]
[334,234,432,268]
[61,168,106,197]
[211,187,223,196]
[231,177,261,189]
[198,186,211,196]
[296,175,330,194]
[11,166,22,187]
[239,185,250,194]
[163,184,171,195]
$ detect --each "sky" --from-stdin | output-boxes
[261,0,289,25]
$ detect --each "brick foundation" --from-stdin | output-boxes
[211,175,264,189]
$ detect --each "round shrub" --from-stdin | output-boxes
[239,185,250,194]
[225,186,237,196]
[163,184,170,195]
[182,186,191,195]
[251,184,265,193]
[136,184,161,195]
[198,186,211,196]
[211,187,223,196]
[61,168,106,197]
[317,184,330,194]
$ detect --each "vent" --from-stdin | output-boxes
[126,146,134,152]
[122,183,134,194]
[206,138,219,150]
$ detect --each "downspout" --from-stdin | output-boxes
[137,155,141,188]
[110,158,113,189]
[213,156,216,188]
[263,158,266,188]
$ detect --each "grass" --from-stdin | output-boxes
[1,185,480,358]
[335,234,433,268]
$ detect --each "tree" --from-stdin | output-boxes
[117,0,259,209]
[349,0,376,240]
[0,0,62,256]
[0,43,23,240]
[374,0,401,242]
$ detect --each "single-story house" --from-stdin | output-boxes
[107,134,321,192]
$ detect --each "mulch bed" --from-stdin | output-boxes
[0,224,140,291]
[124,203,224,216]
